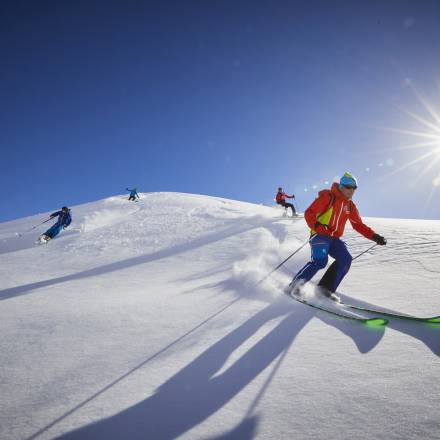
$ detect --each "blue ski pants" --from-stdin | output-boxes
[44,223,64,239]
[293,235,352,292]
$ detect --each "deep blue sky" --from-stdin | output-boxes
[2,0,440,222]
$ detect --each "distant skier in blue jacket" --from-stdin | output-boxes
[40,207,72,242]
[126,188,139,201]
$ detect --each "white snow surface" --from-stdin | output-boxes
[1,192,439,440]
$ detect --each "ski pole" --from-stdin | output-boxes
[257,235,314,285]
[352,243,377,261]
[17,217,52,237]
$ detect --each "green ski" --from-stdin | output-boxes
[341,303,440,324]
[286,293,388,326]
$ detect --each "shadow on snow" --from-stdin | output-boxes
[31,280,388,440]
[11,214,438,440]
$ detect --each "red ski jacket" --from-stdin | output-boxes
[276,191,293,203]
[305,183,375,239]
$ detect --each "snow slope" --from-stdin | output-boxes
[1,192,439,440]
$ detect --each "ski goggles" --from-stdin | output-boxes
[343,185,357,190]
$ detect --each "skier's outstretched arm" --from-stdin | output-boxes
[349,205,386,244]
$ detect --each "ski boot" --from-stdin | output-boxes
[317,286,340,303]
[284,280,304,299]
[38,235,51,244]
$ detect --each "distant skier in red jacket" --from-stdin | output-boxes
[286,172,387,302]
[276,187,297,216]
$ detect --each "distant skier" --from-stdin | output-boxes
[276,187,297,216]
[285,172,387,302]
[39,206,72,243]
[126,188,140,201]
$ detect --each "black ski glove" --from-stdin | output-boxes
[372,233,387,245]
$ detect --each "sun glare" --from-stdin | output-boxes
[382,85,440,191]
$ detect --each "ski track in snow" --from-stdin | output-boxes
[0,193,439,440]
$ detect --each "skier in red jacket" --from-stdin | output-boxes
[286,172,387,302]
[276,187,297,216]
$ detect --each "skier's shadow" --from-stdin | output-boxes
[339,294,440,356]
[53,291,385,440]
[180,277,388,356]
[53,302,304,440]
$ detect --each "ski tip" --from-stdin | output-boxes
[365,318,388,326]
[426,316,440,324]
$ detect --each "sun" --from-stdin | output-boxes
[382,85,440,187]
